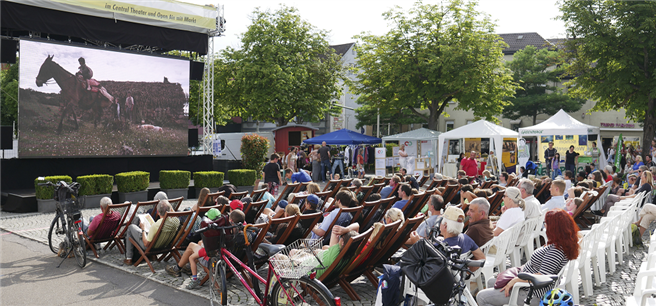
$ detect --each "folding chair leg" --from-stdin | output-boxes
[83,234,99,258]
[365,270,378,287]
[129,237,155,273]
[200,265,210,286]
[339,279,361,301]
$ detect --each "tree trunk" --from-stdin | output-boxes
[532,113,538,125]
[428,112,438,130]
[642,96,655,160]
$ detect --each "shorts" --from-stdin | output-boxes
[267,182,279,196]
[199,256,209,268]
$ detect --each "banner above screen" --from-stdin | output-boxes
[6,0,219,33]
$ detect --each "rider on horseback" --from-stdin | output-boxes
[77,57,93,91]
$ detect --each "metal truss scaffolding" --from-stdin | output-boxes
[202,4,225,154]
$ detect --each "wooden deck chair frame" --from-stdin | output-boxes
[320,206,364,242]
[358,200,382,232]
[314,190,333,203]
[426,179,441,190]
[128,211,192,273]
[323,180,341,192]
[534,181,551,201]
[206,190,226,206]
[109,199,159,254]
[488,190,506,216]
[572,193,595,229]
[417,175,430,188]
[267,215,301,245]
[369,177,385,185]
[298,212,323,238]
[82,201,131,258]
[250,188,267,202]
[481,180,494,189]
[167,204,221,262]
[292,194,310,212]
[371,183,386,194]
[244,199,268,224]
[340,179,353,189]
[346,186,357,192]
[168,197,184,211]
[441,184,460,204]
[404,192,429,219]
[229,190,249,200]
[272,183,300,208]
[358,185,374,205]
[317,228,372,283]
[333,220,402,300]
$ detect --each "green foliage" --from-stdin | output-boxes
[355,104,427,129]
[34,175,72,199]
[559,0,656,158]
[228,169,257,186]
[352,0,518,130]
[77,174,113,196]
[241,134,269,177]
[503,45,585,125]
[1,62,18,126]
[159,170,191,189]
[115,171,150,193]
[214,5,347,126]
[385,143,399,157]
[193,171,224,188]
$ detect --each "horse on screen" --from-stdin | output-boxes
[35,55,115,133]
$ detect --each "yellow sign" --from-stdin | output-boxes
[53,0,218,30]
[502,138,517,167]
[538,135,587,163]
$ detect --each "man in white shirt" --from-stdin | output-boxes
[518,178,541,219]
[541,180,566,212]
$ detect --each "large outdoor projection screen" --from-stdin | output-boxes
[18,39,189,158]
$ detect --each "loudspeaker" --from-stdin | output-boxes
[190,61,204,81]
[1,39,17,64]
[1,126,13,149]
[188,128,199,147]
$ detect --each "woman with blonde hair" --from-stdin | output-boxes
[384,207,405,229]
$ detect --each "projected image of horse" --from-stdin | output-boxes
[35,55,115,133]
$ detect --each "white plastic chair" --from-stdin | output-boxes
[528,213,547,256]
[599,215,623,272]
[504,260,574,306]
[469,238,494,292]
[511,217,541,267]
[480,223,519,289]
[634,253,656,306]
[589,222,607,286]
[557,259,580,305]
[577,228,595,297]
[503,223,525,270]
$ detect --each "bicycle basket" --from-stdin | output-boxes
[60,198,82,214]
[268,239,324,279]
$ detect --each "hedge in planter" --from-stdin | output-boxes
[228,169,257,186]
[115,171,150,193]
[193,171,224,188]
[160,170,191,189]
[77,174,113,196]
[34,175,72,199]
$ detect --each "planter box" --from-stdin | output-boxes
[118,190,148,203]
[195,187,220,198]
[235,186,254,193]
[80,194,111,209]
[161,188,188,199]
[37,199,57,213]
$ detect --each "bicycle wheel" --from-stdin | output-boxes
[270,276,335,306]
[72,224,87,268]
[209,257,227,306]
[48,215,66,255]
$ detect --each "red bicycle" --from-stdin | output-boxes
[196,223,338,306]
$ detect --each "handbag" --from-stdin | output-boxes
[399,239,454,304]
[494,266,521,289]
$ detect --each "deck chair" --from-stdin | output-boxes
[403,192,428,218]
[417,175,430,188]
[82,201,131,258]
[360,215,423,286]
[267,215,301,245]
[397,193,416,214]
[272,183,300,208]
[371,183,386,194]
[109,199,160,254]
[128,211,192,273]
[319,206,364,243]
[317,228,372,283]
[488,190,506,216]
[250,188,267,202]
[244,200,268,224]
[167,204,221,262]
[425,179,441,191]
[358,200,382,232]
[481,180,494,189]
[314,190,333,203]
[229,190,249,200]
[441,184,460,204]
[535,181,551,202]
[206,191,226,205]
[291,194,309,211]
[299,212,323,238]
[362,197,395,230]
[333,220,401,300]
[296,182,310,193]
[369,177,385,185]
[346,186,357,192]
[573,192,599,229]
[168,197,184,211]
[323,180,341,192]
[340,179,353,188]
[358,185,375,205]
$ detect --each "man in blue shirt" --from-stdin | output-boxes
[284,168,311,183]
[391,184,412,211]
[380,176,401,199]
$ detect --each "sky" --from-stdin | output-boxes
[180,0,567,52]
[20,40,190,94]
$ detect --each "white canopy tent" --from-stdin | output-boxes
[382,128,442,170]
[438,120,519,175]
[518,109,607,169]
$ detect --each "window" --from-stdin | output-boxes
[446,120,455,131]
[288,131,301,146]
[466,120,474,125]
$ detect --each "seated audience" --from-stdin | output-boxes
[493,187,525,236]
[541,180,566,212]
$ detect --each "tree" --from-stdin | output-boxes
[560,0,656,159]
[355,104,426,132]
[351,0,518,130]
[503,45,585,125]
[1,61,18,127]
[215,5,346,127]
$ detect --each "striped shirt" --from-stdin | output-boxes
[521,244,568,300]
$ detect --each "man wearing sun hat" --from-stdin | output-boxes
[439,206,485,262]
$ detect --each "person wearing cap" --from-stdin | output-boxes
[438,206,486,264]
[541,180,566,212]
[284,168,312,184]
[391,184,413,211]
[465,197,494,247]
[303,194,322,215]
[493,187,525,236]
[229,199,244,212]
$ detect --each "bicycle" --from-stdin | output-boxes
[515,272,560,306]
[195,222,337,306]
[39,180,86,268]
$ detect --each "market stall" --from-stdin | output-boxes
[381,128,442,176]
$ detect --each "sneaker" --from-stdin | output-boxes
[166,264,181,277]
[181,263,192,275]
[186,278,200,290]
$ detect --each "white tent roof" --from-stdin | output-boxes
[382,128,441,141]
[439,120,518,140]
[518,109,600,137]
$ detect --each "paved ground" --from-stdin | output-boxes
[0,196,652,305]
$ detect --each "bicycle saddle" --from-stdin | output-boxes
[258,243,286,257]
[517,272,559,289]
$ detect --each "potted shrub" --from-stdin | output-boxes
[193,171,224,197]
[159,170,190,199]
[115,171,150,203]
[228,169,257,192]
[34,175,72,213]
[77,174,114,208]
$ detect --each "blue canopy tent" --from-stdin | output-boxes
[302,129,382,145]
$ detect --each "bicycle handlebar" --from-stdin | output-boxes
[195,222,258,244]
